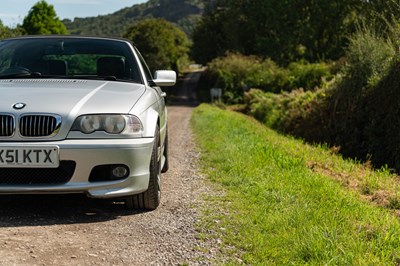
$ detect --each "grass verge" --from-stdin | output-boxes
[191,104,400,265]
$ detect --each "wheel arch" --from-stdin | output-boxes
[140,107,159,138]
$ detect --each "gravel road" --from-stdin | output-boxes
[0,73,216,265]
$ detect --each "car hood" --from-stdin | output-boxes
[0,79,146,115]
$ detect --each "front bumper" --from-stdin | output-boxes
[0,138,155,199]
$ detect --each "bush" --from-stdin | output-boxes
[207,53,333,104]
[207,53,283,103]
[287,61,333,91]
[362,64,400,169]
[326,29,396,163]
[341,29,395,91]
[245,87,332,142]
[0,20,23,39]
[245,28,400,171]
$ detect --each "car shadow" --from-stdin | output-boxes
[0,194,144,227]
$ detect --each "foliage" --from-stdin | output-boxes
[123,18,191,72]
[192,104,400,264]
[360,63,400,170]
[207,53,332,103]
[207,53,284,103]
[244,27,400,171]
[326,29,397,168]
[359,0,400,35]
[192,0,360,64]
[344,29,395,89]
[287,61,333,91]
[22,0,67,35]
[64,0,205,37]
[0,20,23,39]
[245,88,331,142]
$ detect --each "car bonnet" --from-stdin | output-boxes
[0,79,146,116]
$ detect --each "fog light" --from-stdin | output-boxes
[89,165,130,182]
[112,166,129,179]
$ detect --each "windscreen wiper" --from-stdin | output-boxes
[0,71,42,79]
[62,75,120,81]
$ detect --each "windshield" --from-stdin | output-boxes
[0,37,143,83]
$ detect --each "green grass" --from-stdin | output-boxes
[191,104,400,265]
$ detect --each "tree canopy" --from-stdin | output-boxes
[124,18,190,72]
[22,0,67,35]
[0,20,23,39]
[191,0,400,65]
[192,0,361,64]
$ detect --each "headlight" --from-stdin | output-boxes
[104,116,126,134]
[80,115,101,134]
[72,114,142,135]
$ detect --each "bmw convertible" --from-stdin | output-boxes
[0,36,176,210]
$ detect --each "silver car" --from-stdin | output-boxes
[0,36,176,210]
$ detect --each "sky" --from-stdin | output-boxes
[0,0,148,27]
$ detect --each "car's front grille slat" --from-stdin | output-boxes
[0,115,14,137]
[19,115,60,137]
[41,116,46,136]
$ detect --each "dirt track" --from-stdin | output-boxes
[0,72,215,265]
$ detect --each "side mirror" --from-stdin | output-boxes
[153,70,176,86]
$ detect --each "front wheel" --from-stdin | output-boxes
[126,125,161,210]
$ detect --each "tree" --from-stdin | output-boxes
[124,18,190,72]
[22,0,67,35]
[0,20,23,39]
[192,0,360,65]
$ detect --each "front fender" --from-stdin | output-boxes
[139,107,159,138]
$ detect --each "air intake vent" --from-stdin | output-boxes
[0,160,76,184]
[0,115,15,137]
[19,115,61,137]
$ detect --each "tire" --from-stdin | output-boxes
[126,125,161,210]
[161,129,169,173]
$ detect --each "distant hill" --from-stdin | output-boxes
[63,0,207,37]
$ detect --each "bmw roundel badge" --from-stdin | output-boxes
[12,103,26,110]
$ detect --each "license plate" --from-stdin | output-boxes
[0,146,60,168]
